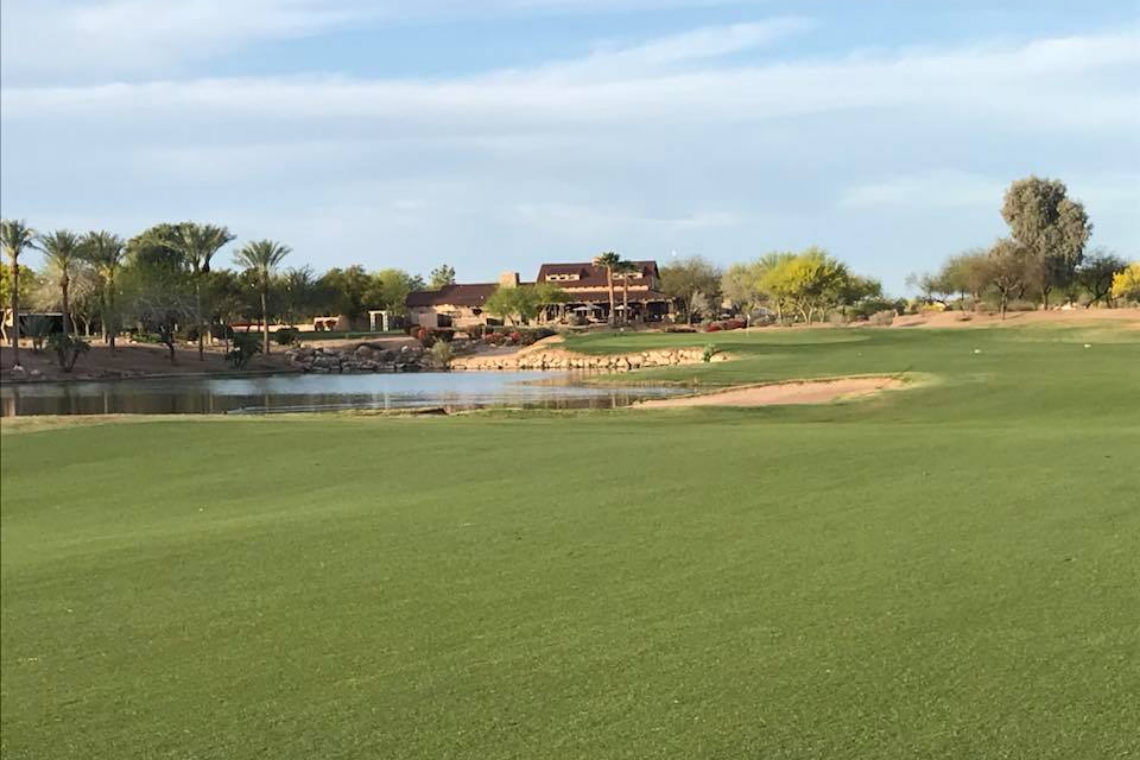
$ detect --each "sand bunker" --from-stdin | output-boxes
[636,376,905,408]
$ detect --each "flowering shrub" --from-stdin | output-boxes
[704,323,722,332]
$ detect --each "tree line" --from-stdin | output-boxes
[1,220,451,366]
[3,176,1137,367]
[907,177,1136,318]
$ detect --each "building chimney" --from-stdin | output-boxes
[498,271,520,289]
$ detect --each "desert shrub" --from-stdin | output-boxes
[702,344,721,363]
[225,332,262,368]
[828,312,850,326]
[273,327,299,346]
[176,325,200,343]
[48,333,90,372]
[1007,300,1038,312]
[849,298,900,321]
[483,332,507,346]
[869,310,896,327]
[430,339,453,368]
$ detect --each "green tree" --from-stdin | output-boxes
[317,266,375,322]
[173,223,235,360]
[38,230,83,336]
[533,281,569,323]
[937,249,991,309]
[120,257,196,363]
[721,260,767,321]
[429,264,456,289]
[81,231,127,350]
[1076,250,1127,307]
[1001,176,1092,308]
[1,219,37,364]
[484,285,541,326]
[233,240,291,354]
[127,223,188,271]
[593,251,622,326]
[660,255,722,323]
[375,269,425,316]
[278,266,318,326]
[984,238,1032,320]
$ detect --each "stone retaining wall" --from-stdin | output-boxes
[451,347,727,372]
[285,343,437,373]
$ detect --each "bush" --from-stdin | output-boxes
[827,312,850,326]
[704,323,722,332]
[225,332,262,369]
[664,324,697,333]
[849,298,901,321]
[274,327,299,346]
[702,344,721,363]
[430,340,453,367]
[48,333,90,372]
[210,323,234,341]
[869,310,896,327]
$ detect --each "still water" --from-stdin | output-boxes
[1,372,686,416]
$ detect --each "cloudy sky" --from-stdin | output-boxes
[1,0,1137,292]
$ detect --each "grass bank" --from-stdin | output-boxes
[2,324,1138,758]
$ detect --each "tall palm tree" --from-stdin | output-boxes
[39,230,83,336]
[2,219,38,364]
[233,239,291,354]
[593,251,622,327]
[175,223,235,360]
[615,259,640,325]
[81,231,126,352]
[2,219,37,364]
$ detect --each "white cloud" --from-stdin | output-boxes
[840,171,1006,209]
[1,22,1137,290]
[0,0,771,83]
[5,29,1136,136]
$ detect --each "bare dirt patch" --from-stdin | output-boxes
[635,376,905,409]
[1,342,294,384]
[891,309,1139,329]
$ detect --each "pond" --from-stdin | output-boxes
[0,372,687,416]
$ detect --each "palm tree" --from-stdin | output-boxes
[233,239,291,354]
[174,223,235,360]
[615,259,640,325]
[593,251,622,327]
[1,219,37,365]
[39,230,83,336]
[81,231,126,351]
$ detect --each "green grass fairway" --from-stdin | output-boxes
[2,325,1139,758]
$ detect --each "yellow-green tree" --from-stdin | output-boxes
[1111,262,1140,303]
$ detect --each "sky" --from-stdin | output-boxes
[1,0,1138,293]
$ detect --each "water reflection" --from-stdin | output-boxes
[1,372,684,416]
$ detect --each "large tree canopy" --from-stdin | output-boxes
[1001,176,1092,306]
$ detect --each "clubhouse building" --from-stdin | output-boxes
[406,260,675,328]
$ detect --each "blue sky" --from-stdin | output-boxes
[2,0,1137,293]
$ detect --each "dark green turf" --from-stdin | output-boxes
[2,325,1138,758]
